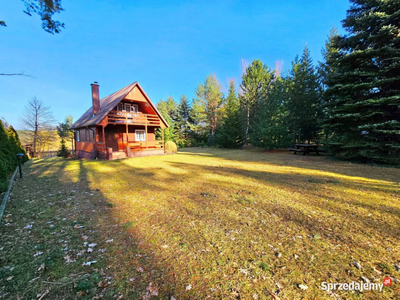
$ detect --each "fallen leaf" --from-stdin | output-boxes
[361,276,370,283]
[298,284,308,290]
[352,260,362,270]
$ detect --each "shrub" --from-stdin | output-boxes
[57,139,70,158]
[164,141,177,154]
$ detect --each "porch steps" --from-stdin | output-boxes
[112,151,127,160]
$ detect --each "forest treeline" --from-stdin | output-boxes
[157,0,400,165]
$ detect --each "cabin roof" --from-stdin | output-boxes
[70,82,169,129]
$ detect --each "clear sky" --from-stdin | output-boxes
[1,0,350,128]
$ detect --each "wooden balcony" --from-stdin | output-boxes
[107,111,161,126]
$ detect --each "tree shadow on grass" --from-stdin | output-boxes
[80,155,400,248]
[89,155,400,243]
[178,148,400,184]
[1,158,179,299]
[165,160,400,240]
[78,154,399,299]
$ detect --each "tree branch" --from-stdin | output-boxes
[0,72,36,78]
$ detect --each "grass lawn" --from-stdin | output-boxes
[0,148,399,299]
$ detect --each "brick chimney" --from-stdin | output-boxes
[91,82,100,115]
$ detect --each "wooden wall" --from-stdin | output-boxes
[75,141,94,152]
[77,127,96,143]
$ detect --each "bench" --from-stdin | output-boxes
[289,144,320,156]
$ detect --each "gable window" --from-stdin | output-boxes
[116,103,139,113]
[125,103,138,113]
[131,104,139,113]
[135,130,146,141]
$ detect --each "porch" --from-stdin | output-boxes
[95,123,164,160]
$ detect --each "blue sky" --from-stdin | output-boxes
[1,0,350,128]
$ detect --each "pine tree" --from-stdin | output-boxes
[287,46,321,144]
[189,99,209,146]
[240,60,275,141]
[195,74,224,145]
[175,95,194,147]
[57,139,69,158]
[157,96,178,142]
[251,77,290,149]
[216,80,245,148]
[57,115,74,153]
[324,0,400,164]
[318,27,340,141]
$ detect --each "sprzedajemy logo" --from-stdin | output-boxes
[321,277,392,293]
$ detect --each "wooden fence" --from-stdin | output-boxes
[38,151,58,158]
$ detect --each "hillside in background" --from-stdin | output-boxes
[17,130,64,152]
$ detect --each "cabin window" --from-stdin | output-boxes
[125,103,138,113]
[116,103,139,113]
[130,104,139,113]
[135,130,146,141]
[76,131,80,142]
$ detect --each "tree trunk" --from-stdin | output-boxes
[245,106,250,142]
[33,110,39,158]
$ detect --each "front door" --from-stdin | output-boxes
[105,130,119,152]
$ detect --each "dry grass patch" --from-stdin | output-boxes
[1,148,399,299]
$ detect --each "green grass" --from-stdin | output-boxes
[1,149,399,299]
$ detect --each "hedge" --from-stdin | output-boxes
[0,120,28,192]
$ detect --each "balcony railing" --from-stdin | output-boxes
[107,111,161,126]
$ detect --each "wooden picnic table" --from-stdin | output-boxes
[289,144,320,156]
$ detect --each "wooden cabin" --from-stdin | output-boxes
[71,82,169,160]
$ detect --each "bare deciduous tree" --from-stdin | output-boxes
[20,97,55,157]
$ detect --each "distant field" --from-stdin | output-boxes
[1,149,399,299]
[17,130,65,152]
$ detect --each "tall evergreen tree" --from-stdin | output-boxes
[318,27,340,141]
[175,95,194,147]
[240,60,275,141]
[189,98,209,146]
[157,96,178,142]
[216,80,245,148]
[57,115,74,153]
[287,46,321,144]
[195,74,224,145]
[324,0,400,164]
[251,77,290,149]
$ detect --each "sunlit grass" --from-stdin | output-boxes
[81,148,399,299]
[2,149,398,299]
